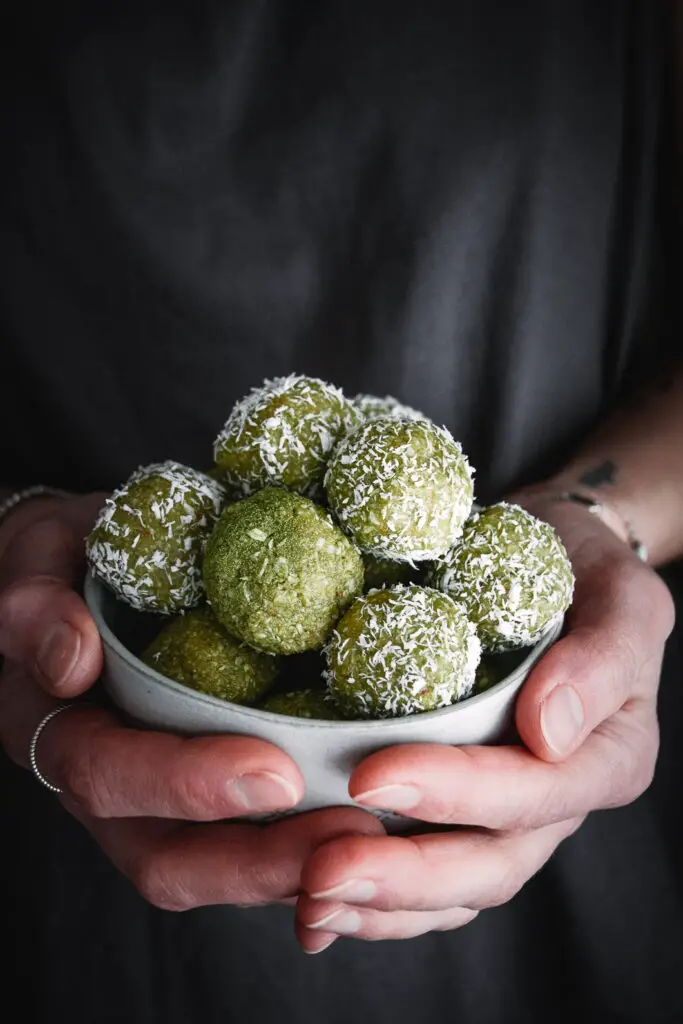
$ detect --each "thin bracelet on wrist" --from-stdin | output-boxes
[0,486,72,530]
[534,490,648,562]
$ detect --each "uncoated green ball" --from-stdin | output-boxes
[353,393,429,424]
[324,584,481,719]
[203,488,364,656]
[86,461,226,614]
[142,607,278,704]
[261,688,343,720]
[325,418,474,562]
[213,374,360,500]
[427,503,574,652]
[362,553,422,592]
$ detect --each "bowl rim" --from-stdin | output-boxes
[85,573,564,731]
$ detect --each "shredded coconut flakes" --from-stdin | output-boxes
[325,418,475,561]
[427,502,575,651]
[87,461,226,614]
[213,374,360,499]
[324,583,481,719]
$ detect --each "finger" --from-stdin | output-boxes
[299,929,339,955]
[0,498,106,696]
[515,512,674,762]
[0,493,104,585]
[348,697,659,830]
[0,668,306,818]
[295,895,476,947]
[300,817,582,913]
[66,804,385,911]
[0,575,103,695]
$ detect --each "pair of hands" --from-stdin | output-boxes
[0,490,674,954]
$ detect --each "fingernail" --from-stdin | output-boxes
[353,784,421,811]
[541,685,584,755]
[36,623,81,688]
[309,878,376,903]
[304,936,337,955]
[229,771,299,812]
[308,909,362,934]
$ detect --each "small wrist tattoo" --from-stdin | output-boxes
[578,460,619,489]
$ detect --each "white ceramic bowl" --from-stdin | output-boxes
[85,574,563,830]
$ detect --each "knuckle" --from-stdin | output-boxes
[328,835,376,873]
[132,851,194,912]
[620,561,675,642]
[516,775,570,831]
[649,575,676,639]
[0,574,63,632]
[584,620,639,705]
[168,759,219,820]
[306,834,376,890]
[625,766,654,804]
[0,578,33,622]
[591,548,637,606]
[0,516,81,596]
[62,747,111,818]
[437,805,465,827]
[485,850,526,909]
[620,738,659,806]
[602,716,660,808]
[24,516,75,554]
[616,631,640,689]
[586,560,674,683]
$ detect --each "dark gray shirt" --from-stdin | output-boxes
[2,3,682,1022]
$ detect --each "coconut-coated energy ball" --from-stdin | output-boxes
[261,688,343,720]
[87,461,226,614]
[427,503,574,651]
[324,584,481,719]
[362,552,422,592]
[204,488,364,656]
[213,374,360,499]
[353,393,429,424]
[142,607,278,704]
[325,418,474,562]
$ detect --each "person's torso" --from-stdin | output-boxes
[4,7,683,1024]
[0,0,666,500]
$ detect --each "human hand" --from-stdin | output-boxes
[0,493,382,913]
[294,497,674,952]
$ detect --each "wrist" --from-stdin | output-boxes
[509,483,647,561]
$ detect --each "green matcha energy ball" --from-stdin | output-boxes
[87,461,226,614]
[362,552,422,592]
[261,688,343,720]
[353,393,429,424]
[324,584,481,719]
[203,488,364,656]
[142,607,278,704]
[213,374,360,499]
[427,503,575,651]
[325,418,474,562]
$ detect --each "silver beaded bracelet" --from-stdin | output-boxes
[554,491,648,562]
[0,485,72,529]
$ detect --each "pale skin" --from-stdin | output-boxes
[0,363,680,954]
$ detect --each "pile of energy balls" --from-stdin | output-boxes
[86,375,575,721]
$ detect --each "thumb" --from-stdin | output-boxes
[515,523,674,763]
[0,494,106,697]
